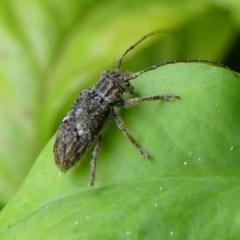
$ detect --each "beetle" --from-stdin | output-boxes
[53,29,227,186]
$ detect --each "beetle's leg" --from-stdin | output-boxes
[112,111,152,160]
[119,94,179,108]
[89,135,102,186]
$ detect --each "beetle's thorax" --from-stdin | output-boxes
[94,70,135,104]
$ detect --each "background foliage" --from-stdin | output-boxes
[0,0,240,239]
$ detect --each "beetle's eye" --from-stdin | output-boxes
[124,79,130,86]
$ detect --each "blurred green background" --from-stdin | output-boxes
[0,0,240,209]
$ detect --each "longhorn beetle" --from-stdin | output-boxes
[53,29,228,186]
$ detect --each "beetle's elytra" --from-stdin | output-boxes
[53,29,226,186]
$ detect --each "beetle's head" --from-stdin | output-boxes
[104,69,136,94]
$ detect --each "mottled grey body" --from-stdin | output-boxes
[54,70,133,172]
[53,88,111,172]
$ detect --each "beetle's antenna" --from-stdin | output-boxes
[130,60,235,79]
[116,29,174,70]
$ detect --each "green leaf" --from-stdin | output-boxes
[0,63,240,239]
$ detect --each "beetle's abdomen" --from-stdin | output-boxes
[54,89,111,171]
